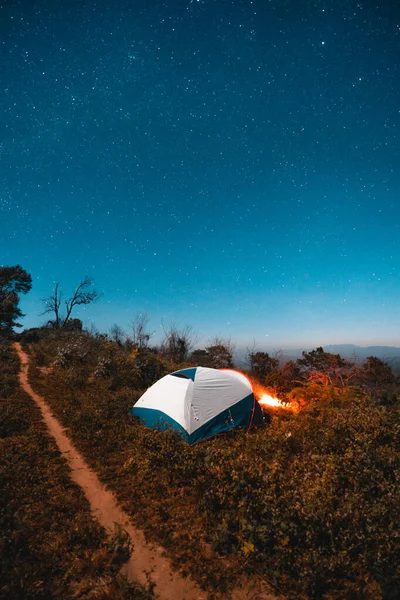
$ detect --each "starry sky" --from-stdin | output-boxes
[1,0,400,349]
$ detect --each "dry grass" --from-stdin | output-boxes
[18,333,400,598]
[0,341,153,600]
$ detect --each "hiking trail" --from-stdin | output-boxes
[13,342,278,600]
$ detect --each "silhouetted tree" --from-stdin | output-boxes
[129,313,153,349]
[277,360,303,390]
[248,351,279,379]
[42,282,62,328]
[160,324,196,363]
[205,344,234,368]
[297,347,355,389]
[63,318,83,332]
[42,276,100,330]
[109,324,126,345]
[204,337,235,369]
[0,265,32,336]
[297,347,348,372]
[359,356,396,389]
[190,348,210,366]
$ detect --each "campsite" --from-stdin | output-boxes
[1,318,399,599]
[2,0,400,597]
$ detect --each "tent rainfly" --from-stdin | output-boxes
[129,366,263,444]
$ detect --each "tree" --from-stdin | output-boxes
[129,313,153,349]
[189,348,210,365]
[63,318,83,332]
[109,324,126,345]
[248,351,279,379]
[297,347,355,389]
[160,324,197,363]
[43,281,62,328]
[297,347,348,372]
[359,356,395,390]
[0,265,32,336]
[262,359,304,393]
[205,344,234,368]
[42,276,100,329]
[204,337,235,369]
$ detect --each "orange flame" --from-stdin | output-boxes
[258,393,289,409]
[220,369,292,411]
[251,379,292,410]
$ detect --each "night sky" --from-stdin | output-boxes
[2,0,400,349]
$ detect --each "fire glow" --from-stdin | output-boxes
[221,369,292,411]
[250,379,292,410]
[258,393,289,409]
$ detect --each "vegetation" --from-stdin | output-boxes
[41,276,100,330]
[2,263,399,598]
[0,340,153,599]
[0,265,32,336]
[16,327,400,599]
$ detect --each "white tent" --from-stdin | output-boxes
[130,366,263,443]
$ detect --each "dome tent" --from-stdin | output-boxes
[129,367,263,444]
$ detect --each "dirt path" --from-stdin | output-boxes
[14,343,279,600]
[14,343,209,600]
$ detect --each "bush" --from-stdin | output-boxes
[54,338,89,368]
[197,398,400,598]
[0,345,154,599]
[25,337,400,599]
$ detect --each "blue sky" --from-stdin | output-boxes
[2,0,400,349]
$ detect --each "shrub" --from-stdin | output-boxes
[54,338,89,369]
[25,338,400,599]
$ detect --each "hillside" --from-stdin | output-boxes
[2,328,398,599]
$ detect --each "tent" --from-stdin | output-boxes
[129,366,263,444]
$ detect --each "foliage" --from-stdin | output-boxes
[109,323,126,345]
[265,359,303,393]
[26,335,400,599]
[0,265,32,336]
[204,344,234,368]
[297,347,350,372]
[94,345,169,390]
[54,337,89,369]
[248,351,279,379]
[198,398,400,599]
[128,313,153,349]
[160,324,196,363]
[296,346,356,390]
[0,343,153,599]
[0,340,19,398]
[359,356,396,390]
[190,340,234,369]
[189,348,210,365]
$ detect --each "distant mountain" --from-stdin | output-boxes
[235,344,400,368]
[323,345,400,363]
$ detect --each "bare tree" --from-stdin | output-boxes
[160,323,197,363]
[42,282,62,328]
[207,336,235,356]
[245,339,258,369]
[42,276,100,329]
[129,313,153,349]
[109,324,126,345]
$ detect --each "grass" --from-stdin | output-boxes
[23,336,400,600]
[0,342,154,600]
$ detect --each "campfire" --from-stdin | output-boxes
[258,393,289,409]
[221,369,292,411]
[250,379,292,410]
